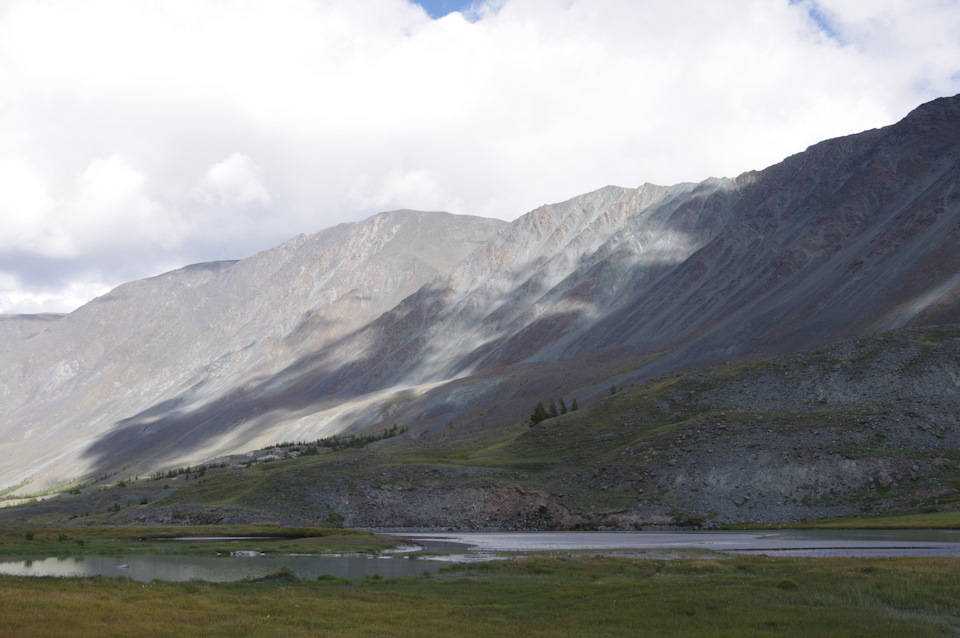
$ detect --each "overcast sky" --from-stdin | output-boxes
[1,0,959,314]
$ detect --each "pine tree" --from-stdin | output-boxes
[530,402,549,424]
[548,400,559,418]
[559,398,568,414]
[571,398,579,411]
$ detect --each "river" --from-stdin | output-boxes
[405,529,960,558]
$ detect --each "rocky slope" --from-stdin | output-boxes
[273,92,960,444]
[1,93,959,497]
[7,324,956,529]
[0,211,506,487]
[199,325,960,529]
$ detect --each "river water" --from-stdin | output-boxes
[406,529,960,558]
[0,530,957,582]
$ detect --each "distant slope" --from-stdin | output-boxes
[0,313,65,343]
[0,211,506,489]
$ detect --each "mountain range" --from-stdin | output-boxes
[2,92,959,497]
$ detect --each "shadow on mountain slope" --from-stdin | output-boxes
[72,94,960,485]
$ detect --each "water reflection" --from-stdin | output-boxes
[0,553,452,582]
[2,530,959,582]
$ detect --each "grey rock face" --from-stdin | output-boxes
[0,211,506,488]
[283,94,960,436]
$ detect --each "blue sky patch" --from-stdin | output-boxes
[789,0,845,44]
[416,0,475,19]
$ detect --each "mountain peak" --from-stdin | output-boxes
[902,92,960,125]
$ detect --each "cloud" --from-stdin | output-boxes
[71,155,183,251]
[198,153,272,208]
[0,154,180,258]
[0,276,110,315]
[348,168,448,212]
[0,0,958,313]
[0,158,60,256]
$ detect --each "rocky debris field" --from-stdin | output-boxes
[566,325,960,527]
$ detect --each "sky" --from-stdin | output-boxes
[416,0,476,18]
[1,0,959,314]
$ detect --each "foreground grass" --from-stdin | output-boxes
[781,507,960,530]
[0,556,957,637]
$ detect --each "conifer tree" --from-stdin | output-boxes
[559,398,568,414]
[548,400,559,418]
[530,402,549,424]
[571,398,579,411]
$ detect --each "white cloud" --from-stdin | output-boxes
[69,155,182,252]
[348,168,449,212]
[0,158,62,256]
[0,0,958,313]
[199,153,272,207]
[0,277,111,315]
[0,155,180,259]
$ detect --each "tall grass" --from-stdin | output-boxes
[0,524,399,557]
[0,556,957,637]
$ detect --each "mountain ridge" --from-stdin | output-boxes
[2,93,959,494]
[0,210,507,487]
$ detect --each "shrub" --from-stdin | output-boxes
[776,578,799,590]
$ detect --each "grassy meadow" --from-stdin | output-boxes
[0,524,406,557]
[0,555,958,637]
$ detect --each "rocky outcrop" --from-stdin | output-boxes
[571,326,960,526]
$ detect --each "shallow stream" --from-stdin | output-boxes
[405,529,960,558]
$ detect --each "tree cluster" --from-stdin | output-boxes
[273,424,408,452]
[529,397,578,425]
[150,462,225,481]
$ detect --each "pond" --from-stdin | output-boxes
[0,552,453,582]
[2,529,958,582]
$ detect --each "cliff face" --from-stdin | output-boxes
[2,94,960,492]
